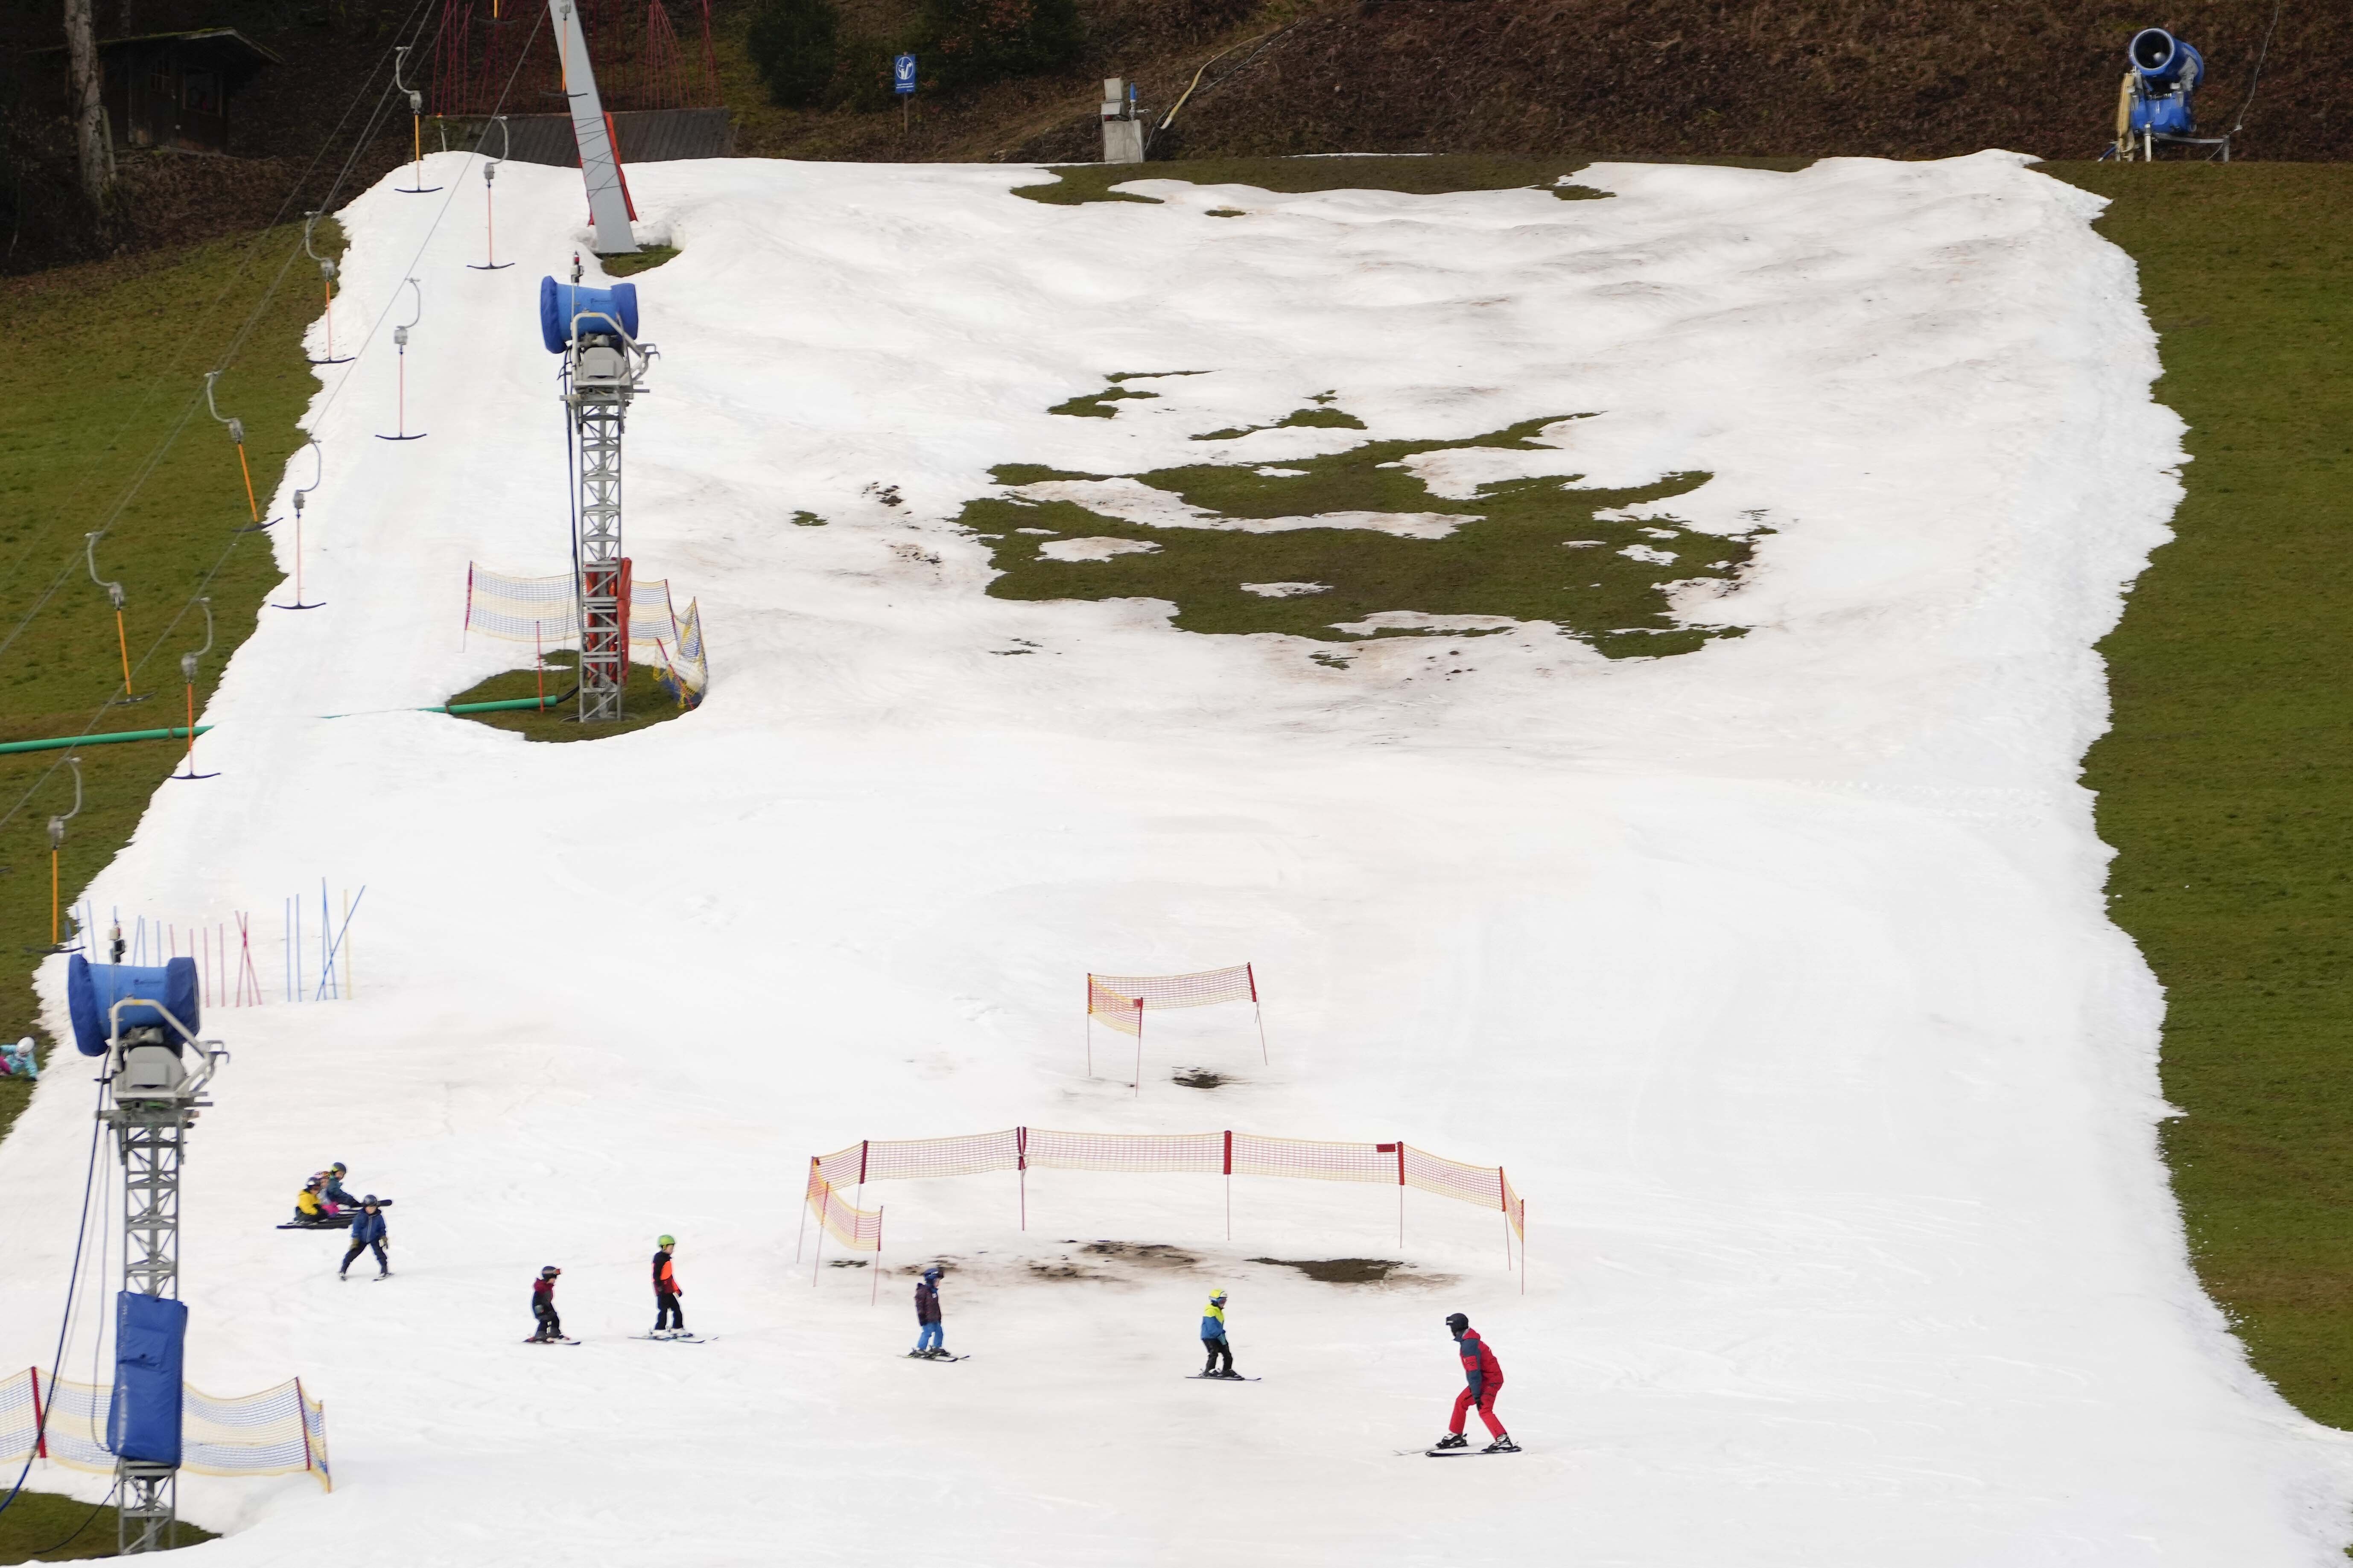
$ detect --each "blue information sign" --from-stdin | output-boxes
[893,54,917,95]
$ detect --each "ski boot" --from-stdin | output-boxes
[1432,1433,1468,1450]
[1481,1435,1520,1454]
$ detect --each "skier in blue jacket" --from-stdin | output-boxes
[339,1197,389,1279]
[1199,1289,1238,1378]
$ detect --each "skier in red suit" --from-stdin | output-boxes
[1433,1312,1518,1453]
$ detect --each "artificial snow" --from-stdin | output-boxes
[4,149,2350,1564]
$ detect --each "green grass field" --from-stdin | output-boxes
[0,157,2347,1453]
[2049,162,2353,1430]
[0,221,338,1140]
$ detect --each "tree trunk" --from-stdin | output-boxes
[63,0,114,205]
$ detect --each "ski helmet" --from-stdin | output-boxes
[658,1235,675,1249]
[362,1194,379,1206]
[1444,1312,1469,1333]
[922,1264,941,1280]
[540,1265,561,1279]
[330,1163,347,1175]
[1211,1289,1227,1303]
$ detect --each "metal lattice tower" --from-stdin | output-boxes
[112,1105,188,1553]
[99,995,223,1553]
[573,382,628,720]
[558,275,654,723]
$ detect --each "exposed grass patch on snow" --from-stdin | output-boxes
[2053,161,2353,1431]
[1195,394,1366,443]
[599,244,679,277]
[958,415,1748,655]
[1250,1257,1420,1286]
[442,653,692,743]
[1010,155,1620,207]
[0,1486,216,1561]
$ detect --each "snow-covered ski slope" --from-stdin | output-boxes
[6,150,2351,1563]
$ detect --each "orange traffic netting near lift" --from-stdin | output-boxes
[1086,965,1267,1089]
[800,1128,1527,1292]
[0,1367,331,1491]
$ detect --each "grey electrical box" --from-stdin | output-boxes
[1101,77,1144,164]
[117,1043,188,1103]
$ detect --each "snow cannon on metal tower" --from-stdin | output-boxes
[64,950,229,1552]
[540,270,655,723]
[67,954,201,1070]
[2108,28,2227,161]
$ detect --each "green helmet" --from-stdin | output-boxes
[658,1235,675,1248]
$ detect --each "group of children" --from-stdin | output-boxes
[905,1269,1516,1449]
[526,1236,689,1343]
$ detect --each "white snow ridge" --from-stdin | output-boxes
[5,150,2352,1565]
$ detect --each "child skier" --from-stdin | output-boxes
[1200,1288,1238,1378]
[1434,1312,1516,1452]
[652,1235,686,1337]
[1,1037,38,1079]
[528,1265,566,1342]
[338,1197,389,1280]
[908,1265,946,1358]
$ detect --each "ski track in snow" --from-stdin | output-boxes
[5,150,2351,1564]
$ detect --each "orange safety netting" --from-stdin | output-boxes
[1087,965,1257,1036]
[799,1128,1529,1289]
[0,1367,331,1491]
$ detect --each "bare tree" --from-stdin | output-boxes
[63,0,115,205]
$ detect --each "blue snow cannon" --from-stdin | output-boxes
[539,276,639,352]
[2127,28,2204,138]
[66,954,199,1057]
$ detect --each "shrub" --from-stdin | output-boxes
[916,0,1081,89]
[745,0,841,109]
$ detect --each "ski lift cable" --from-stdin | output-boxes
[0,3,551,842]
[0,0,447,660]
[0,1083,110,1525]
[0,0,438,613]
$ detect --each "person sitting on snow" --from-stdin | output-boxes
[0,1038,37,1080]
[292,1175,341,1226]
[320,1162,362,1210]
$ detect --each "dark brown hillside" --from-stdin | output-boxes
[3,0,2344,274]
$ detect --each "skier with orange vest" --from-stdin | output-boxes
[651,1236,686,1338]
[1433,1312,1518,1453]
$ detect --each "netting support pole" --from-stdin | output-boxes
[1520,1203,1527,1295]
[795,1159,812,1263]
[1016,1127,1028,1230]
[810,1200,824,1287]
[1249,963,1267,1064]
[871,1210,883,1307]
[1397,1142,1407,1249]
[1132,1000,1145,1097]
[1223,1130,1233,1240]
[29,1366,46,1459]
[1499,1168,1512,1270]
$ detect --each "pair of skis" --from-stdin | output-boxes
[522,1334,714,1346]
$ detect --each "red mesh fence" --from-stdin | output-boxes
[1089,964,1256,1017]
[803,1162,885,1252]
[1026,1128,1225,1174]
[800,1128,1529,1285]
